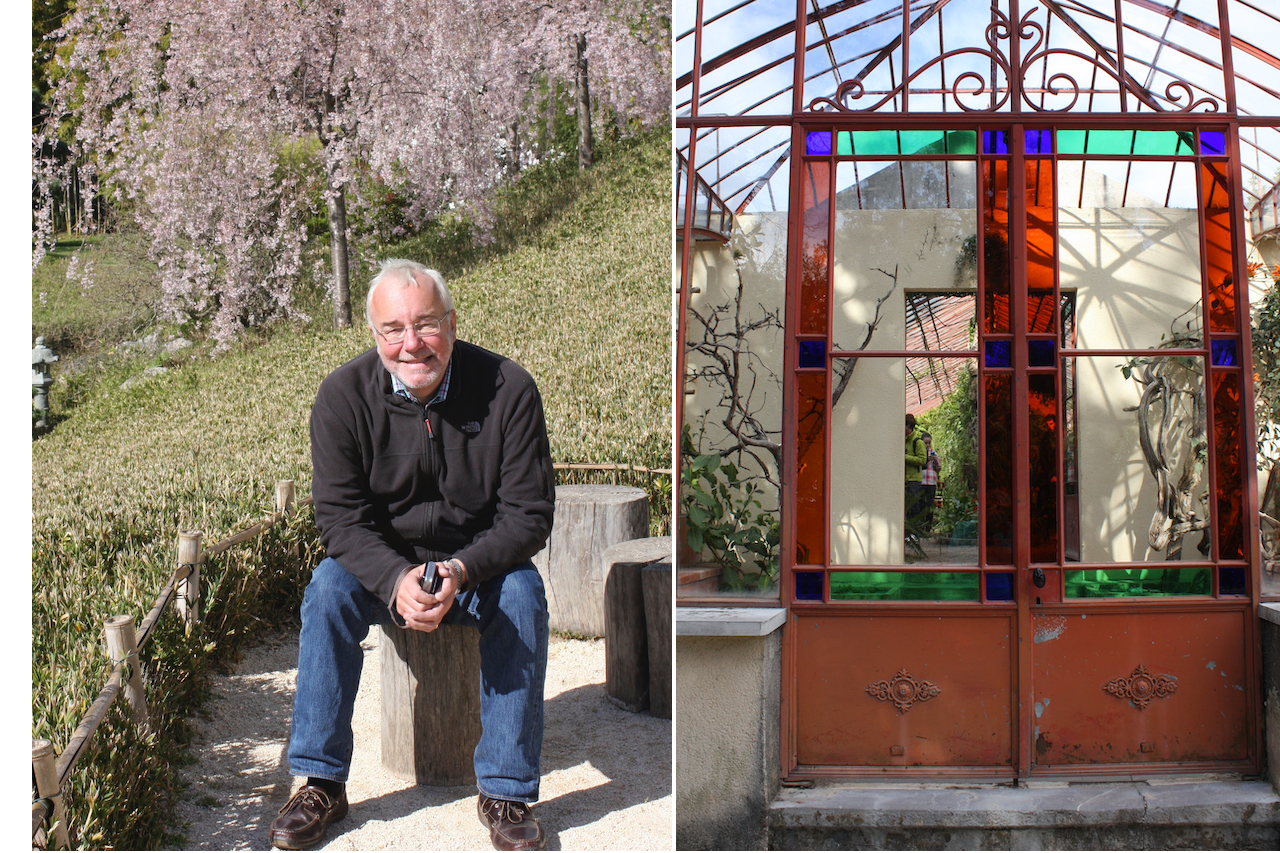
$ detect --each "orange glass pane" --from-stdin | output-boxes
[1029,373,1059,563]
[1202,162,1237,333]
[1212,371,1244,560]
[796,372,827,565]
[1026,158,1055,299]
[983,159,1010,334]
[985,375,1013,565]
[800,161,830,336]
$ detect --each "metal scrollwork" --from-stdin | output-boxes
[806,5,1221,115]
[866,668,941,712]
[1103,664,1178,710]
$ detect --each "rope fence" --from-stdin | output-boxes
[32,479,312,849]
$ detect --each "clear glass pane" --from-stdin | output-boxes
[680,126,789,598]
[831,160,977,352]
[830,356,978,567]
[1064,355,1211,562]
[1058,159,1203,350]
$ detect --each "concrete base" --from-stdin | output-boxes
[769,779,1280,850]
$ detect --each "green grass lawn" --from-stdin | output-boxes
[32,128,672,849]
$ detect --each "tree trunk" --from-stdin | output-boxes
[575,32,593,171]
[326,177,352,329]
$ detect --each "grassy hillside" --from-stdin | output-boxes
[31,129,671,849]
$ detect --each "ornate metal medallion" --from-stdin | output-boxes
[1103,664,1178,710]
[866,668,940,713]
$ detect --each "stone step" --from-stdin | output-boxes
[678,566,720,594]
[768,778,1280,850]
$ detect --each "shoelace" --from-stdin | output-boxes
[281,786,331,816]
[487,799,529,824]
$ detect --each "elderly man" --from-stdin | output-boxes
[269,259,554,851]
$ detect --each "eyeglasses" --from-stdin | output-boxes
[375,310,453,344]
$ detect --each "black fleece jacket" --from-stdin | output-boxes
[309,340,555,618]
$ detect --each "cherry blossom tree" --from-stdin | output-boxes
[36,0,668,345]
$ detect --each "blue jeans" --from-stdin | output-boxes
[286,557,549,802]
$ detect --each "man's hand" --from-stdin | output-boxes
[395,562,459,633]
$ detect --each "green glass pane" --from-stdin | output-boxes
[837,130,978,157]
[1064,567,1211,598]
[1056,129,1194,155]
[830,571,980,601]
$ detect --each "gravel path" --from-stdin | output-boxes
[169,629,672,851]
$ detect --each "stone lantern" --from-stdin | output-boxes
[32,337,58,430]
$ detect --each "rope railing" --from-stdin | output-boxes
[32,479,312,850]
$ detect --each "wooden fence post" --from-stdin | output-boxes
[32,738,69,849]
[177,530,203,627]
[104,615,150,731]
[275,479,296,516]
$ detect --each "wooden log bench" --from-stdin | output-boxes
[642,558,672,719]
[602,536,672,714]
[532,485,649,638]
[379,622,481,785]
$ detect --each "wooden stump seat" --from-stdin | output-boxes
[603,536,672,714]
[379,622,481,785]
[532,485,649,638]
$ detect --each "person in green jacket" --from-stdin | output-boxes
[905,414,928,544]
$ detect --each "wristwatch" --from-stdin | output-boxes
[443,558,468,590]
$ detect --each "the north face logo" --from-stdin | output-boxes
[462,421,481,434]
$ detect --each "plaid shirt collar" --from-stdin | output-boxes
[389,358,452,407]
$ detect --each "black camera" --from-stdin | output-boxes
[421,561,443,594]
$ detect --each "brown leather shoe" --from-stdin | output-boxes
[269,784,348,850]
[477,796,545,850]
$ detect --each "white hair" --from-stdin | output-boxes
[365,259,453,329]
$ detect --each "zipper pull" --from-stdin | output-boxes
[425,413,434,439]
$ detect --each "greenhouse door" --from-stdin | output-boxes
[783,122,1261,780]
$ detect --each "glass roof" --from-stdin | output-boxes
[677,0,1280,225]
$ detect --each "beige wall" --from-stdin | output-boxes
[676,632,781,850]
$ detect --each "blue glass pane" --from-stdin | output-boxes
[985,572,1013,601]
[1211,339,1237,366]
[806,131,832,156]
[985,340,1011,368]
[983,131,1009,154]
[798,340,827,369]
[1025,130,1052,154]
[1199,130,1226,156]
[1220,567,1246,596]
[795,571,823,601]
[1028,340,1056,367]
